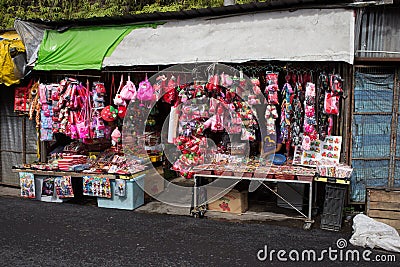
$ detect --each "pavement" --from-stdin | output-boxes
[1,195,398,266]
[0,186,20,197]
[0,183,326,228]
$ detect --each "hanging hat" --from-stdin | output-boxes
[100,105,117,122]
[117,106,127,119]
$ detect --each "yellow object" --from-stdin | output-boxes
[0,31,26,86]
[88,152,100,159]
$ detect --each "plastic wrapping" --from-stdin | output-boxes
[350,214,400,253]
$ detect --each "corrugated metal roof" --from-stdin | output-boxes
[22,0,354,28]
[355,6,400,58]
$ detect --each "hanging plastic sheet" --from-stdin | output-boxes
[14,19,51,67]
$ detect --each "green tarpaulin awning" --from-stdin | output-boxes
[34,24,159,71]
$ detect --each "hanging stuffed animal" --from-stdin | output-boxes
[113,74,125,106]
[120,75,137,101]
[163,75,176,104]
[152,74,166,100]
[137,75,155,107]
[111,127,121,146]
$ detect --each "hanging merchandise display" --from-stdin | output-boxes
[14,80,34,113]
[265,72,279,105]
[280,80,294,146]
[290,78,303,147]
[302,82,318,151]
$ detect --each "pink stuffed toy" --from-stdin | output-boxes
[111,127,121,146]
[137,75,155,106]
[120,77,137,101]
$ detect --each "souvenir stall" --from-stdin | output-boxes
[11,7,356,224]
[12,74,152,210]
[118,62,353,230]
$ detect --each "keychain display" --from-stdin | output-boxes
[265,72,279,105]
[265,105,278,135]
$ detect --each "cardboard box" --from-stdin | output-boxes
[144,174,164,196]
[207,188,248,214]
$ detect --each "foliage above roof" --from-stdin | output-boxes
[1,0,358,29]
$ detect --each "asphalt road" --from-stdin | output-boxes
[0,196,397,267]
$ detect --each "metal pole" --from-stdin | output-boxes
[22,116,26,164]
[389,69,399,187]
[308,182,313,220]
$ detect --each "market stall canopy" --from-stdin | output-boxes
[34,24,159,71]
[103,8,355,66]
[34,26,131,71]
[0,31,26,86]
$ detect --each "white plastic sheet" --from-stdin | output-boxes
[349,214,400,253]
[103,8,355,66]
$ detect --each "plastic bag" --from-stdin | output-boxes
[349,214,400,253]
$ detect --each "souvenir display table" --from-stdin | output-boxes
[191,163,317,229]
[13,163,149,210]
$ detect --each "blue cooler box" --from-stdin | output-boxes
[97,174,145,210]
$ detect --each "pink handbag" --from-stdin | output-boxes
[120,75,137,101]
[76,110,90,139]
